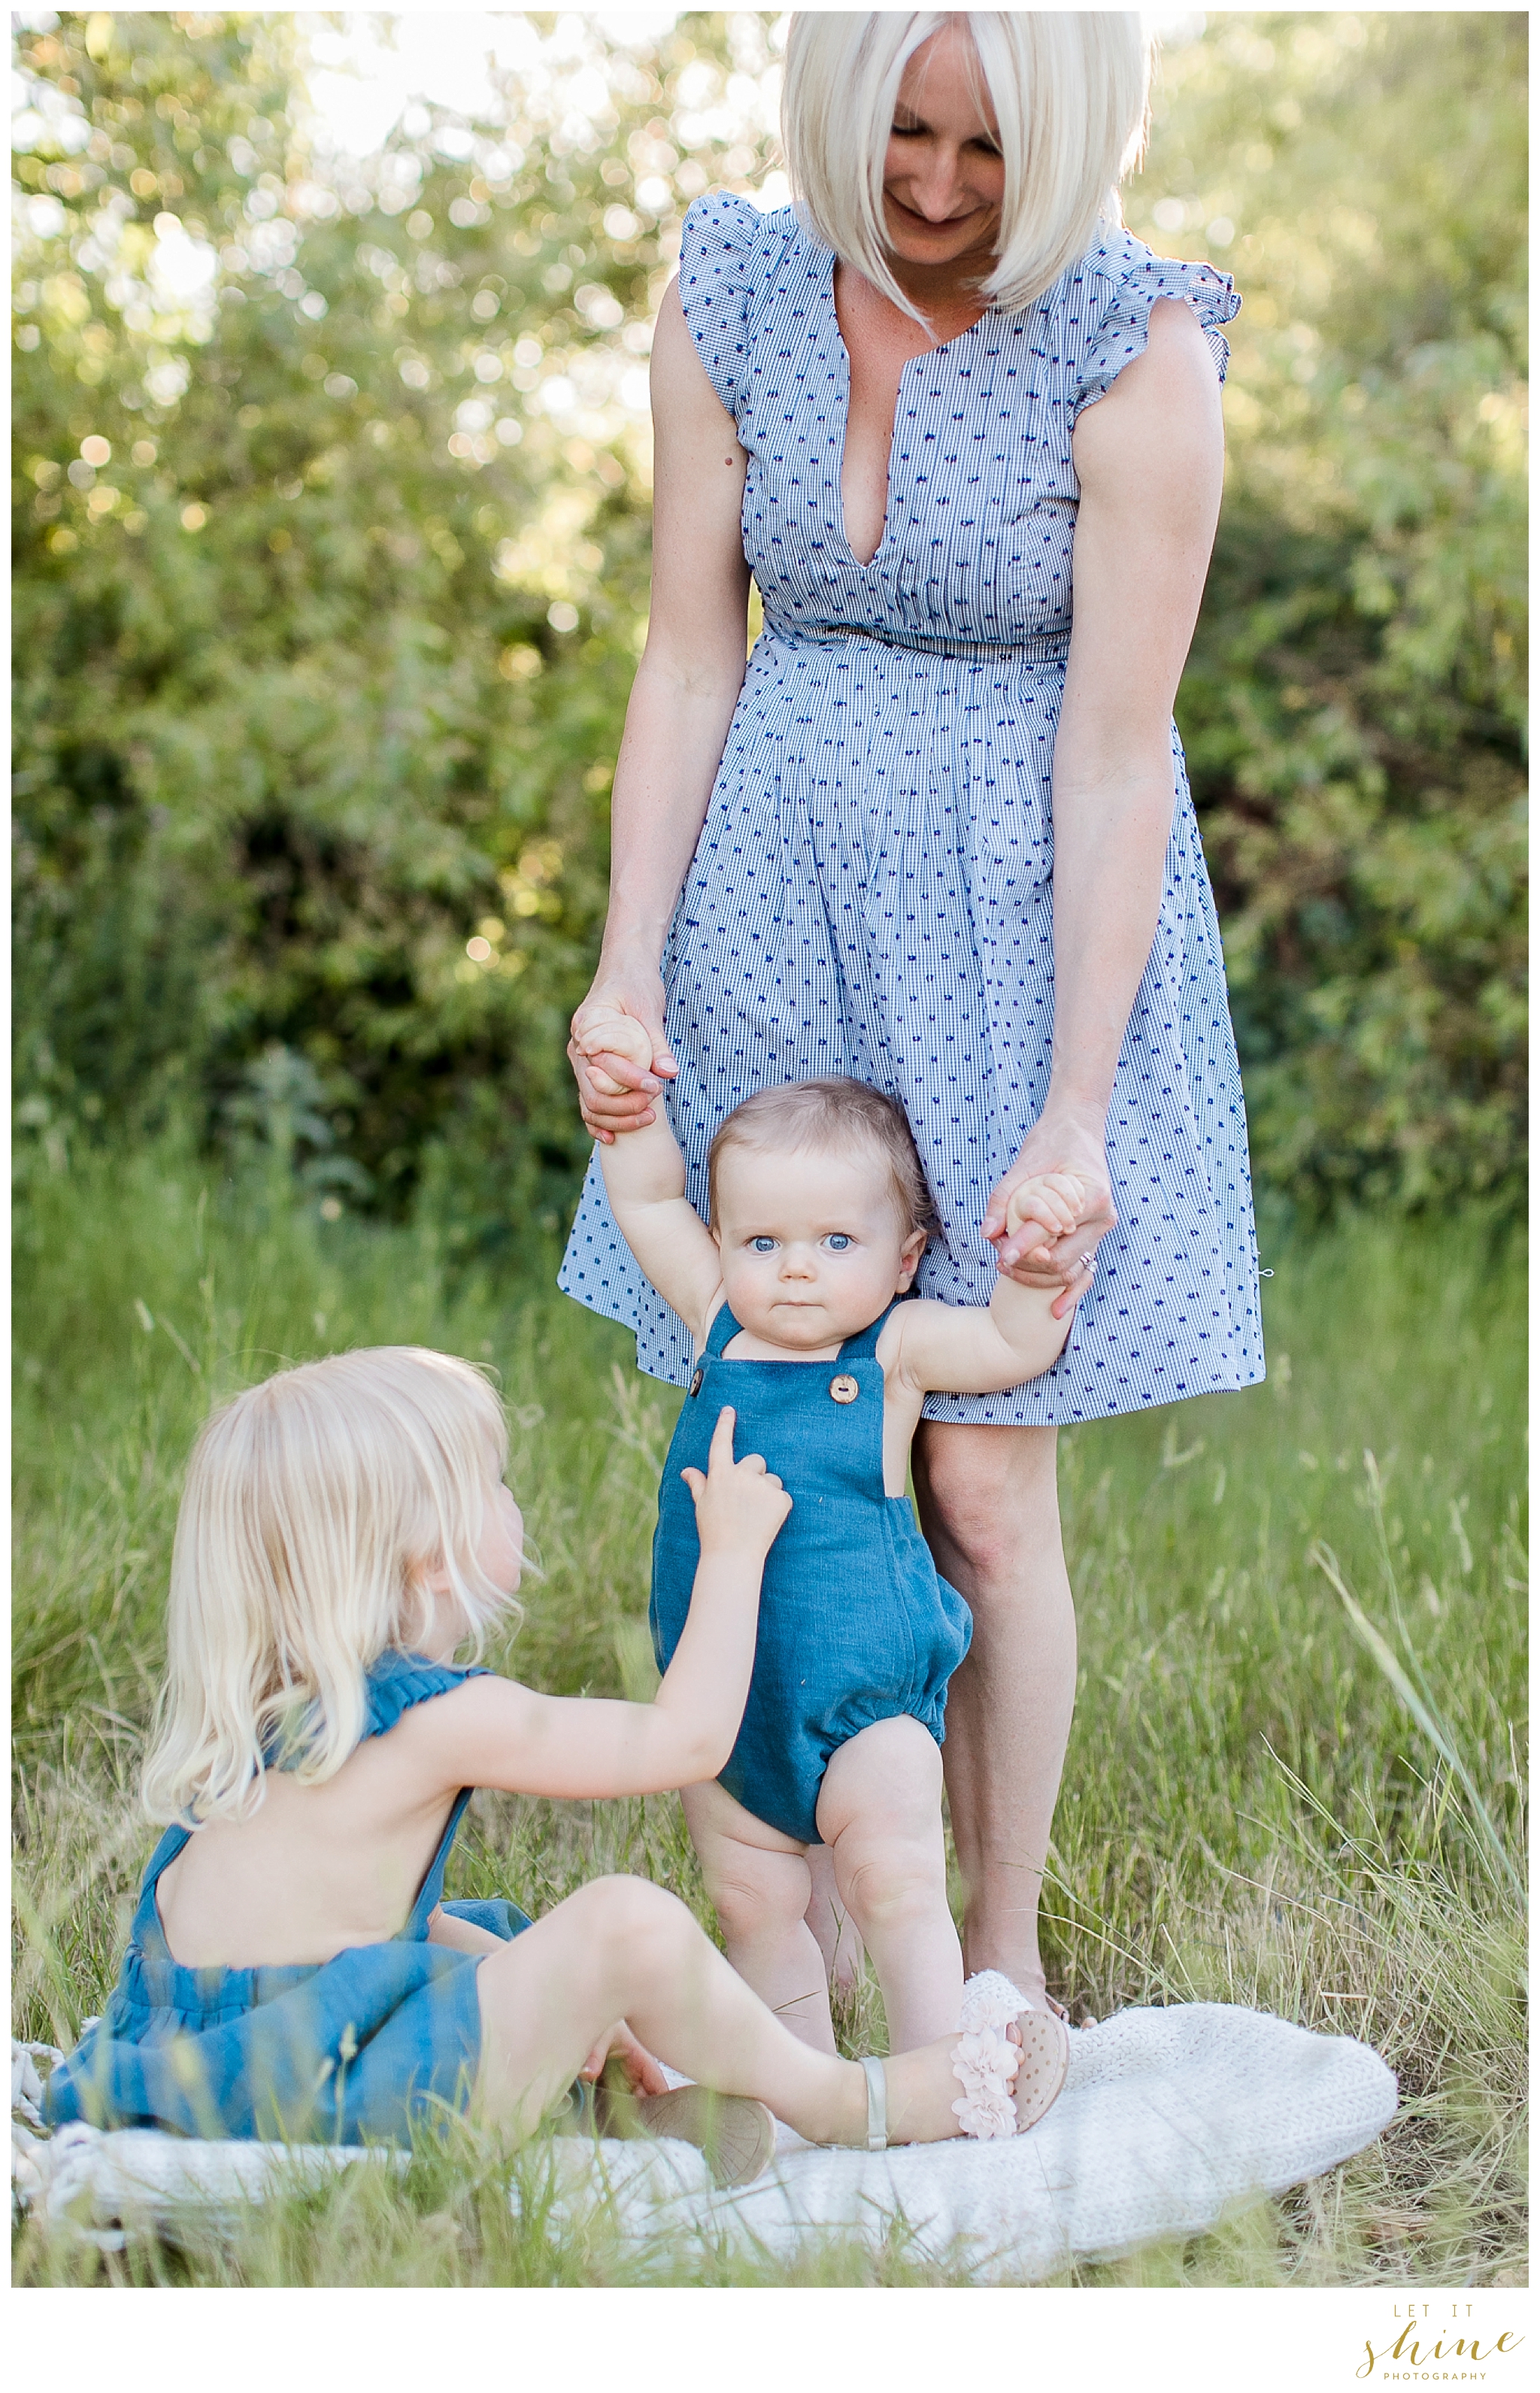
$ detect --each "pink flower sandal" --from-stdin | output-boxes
[856,1970,1072,2150]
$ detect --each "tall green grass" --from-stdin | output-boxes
[11,1141,1527,2285]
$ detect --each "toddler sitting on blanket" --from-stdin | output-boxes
[41,1343,1050,2178]
[581,1018,1087,2115]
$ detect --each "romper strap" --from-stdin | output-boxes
[402,1787,477,1940]
[702,1301,744,1359]
[362,1648,488,1742]
[363,1655,488,1941]
[835,1300,902,1364]
[129,1824,194,1954]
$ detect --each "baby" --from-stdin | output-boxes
[585,1019,1087,2069]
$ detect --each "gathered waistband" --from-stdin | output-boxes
[764,622,1072,666]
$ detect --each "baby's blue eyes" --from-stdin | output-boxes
[744,1233,853,1253]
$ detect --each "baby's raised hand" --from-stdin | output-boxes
[680,1405,792,1560]
[574,1005,656,1106]
[1003,1171,1096,1267]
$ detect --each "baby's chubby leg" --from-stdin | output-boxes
[817,1717,964,2053]
[681,1779,836,2054]
[804,1846,866,1995]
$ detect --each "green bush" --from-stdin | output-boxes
[12,9,772,1254]
[11,12,1526,1232]
[1140,12,1527,1215]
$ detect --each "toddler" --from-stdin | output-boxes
[42,1347,1046,2175]
[586,1028,1086,2085]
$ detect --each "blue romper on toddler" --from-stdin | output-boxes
[43,1651,531,2145]
[650,1302,972,1845]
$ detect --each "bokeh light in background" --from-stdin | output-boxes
[303,9,789,210]
[298,10,1202,194]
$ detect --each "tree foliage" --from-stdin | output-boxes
[12,8,778,1249]
[1133,11,1526,1213]
[12,11,1526,1236]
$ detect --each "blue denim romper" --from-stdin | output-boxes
[650,1302,972,1844]
[44,1651,531,2144]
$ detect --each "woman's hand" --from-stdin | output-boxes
[568,960,676,1144]
[681,1405,793,1560]
[983,1112,1117,1321]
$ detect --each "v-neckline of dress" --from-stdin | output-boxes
[823,250,995,575]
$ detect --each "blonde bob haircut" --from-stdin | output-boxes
[141,1346,515,1827]
[782,11,1151,320]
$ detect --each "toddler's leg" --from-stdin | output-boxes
[472,1873,962,2146]
[817,1717,964,2052]
[681,1779,835,2053]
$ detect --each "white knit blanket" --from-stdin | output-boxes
[13,2003,1397,2278]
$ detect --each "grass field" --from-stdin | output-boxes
[11,1140,1527,2285]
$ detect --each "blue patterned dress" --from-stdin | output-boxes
[560,195,1264,1425]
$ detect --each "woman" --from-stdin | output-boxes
[561,12,1263,2015]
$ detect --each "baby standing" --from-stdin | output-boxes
[586,1031,1083,2083]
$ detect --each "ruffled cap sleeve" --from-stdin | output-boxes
[677,190,787,418]
[361,1648,488,1741]
[1073,235,1241,423]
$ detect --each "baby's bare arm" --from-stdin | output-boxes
[886,1278,1073,1398]
[583,1013,723,1333]
[881,1175,1085,1395]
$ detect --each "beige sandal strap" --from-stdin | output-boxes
[860,2054,888,2150]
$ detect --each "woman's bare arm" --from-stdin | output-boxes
[984,298,1226,1301]
[568,282,753,1138]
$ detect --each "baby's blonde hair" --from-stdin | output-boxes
[141,1347,515,1827]
[708,1078,939,1237]
[782,11,1151,323]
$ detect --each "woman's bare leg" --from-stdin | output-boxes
[913,1421,1076,2004]
[471,1875,962,2145]
[681,1779,835,2052]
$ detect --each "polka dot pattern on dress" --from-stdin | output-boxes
[559,196,1263,1427]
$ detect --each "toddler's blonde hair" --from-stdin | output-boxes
[708,1078,939,1237]
[141,1347,514,1827]
[782,11,1151,323]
